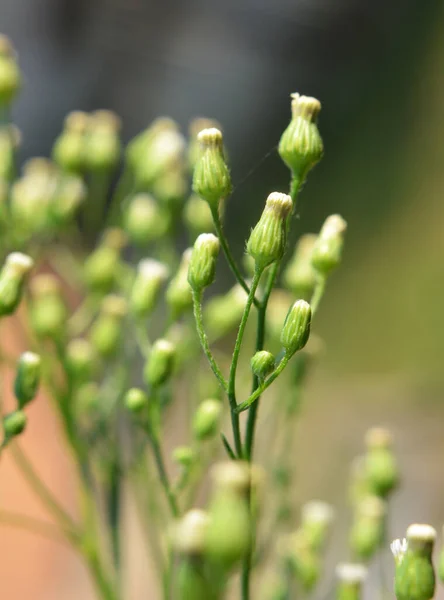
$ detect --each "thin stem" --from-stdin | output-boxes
[236,355,290,413]
[228,268,263,458]
[310,275,326,315]
[211,206,260,308]
[192,289,228,391]
[10,443,79,531]
[147,426,179,518]
[0,510,78,545]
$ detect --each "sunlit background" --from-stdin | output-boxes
[0,0,443,597]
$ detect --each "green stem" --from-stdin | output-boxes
[148,428,179,518]
[211,207,260,308]
[236,355,290,413]
[310,275,326,314]
[192,290,228,391]
[228,268,263,458]
[0,509,78,545]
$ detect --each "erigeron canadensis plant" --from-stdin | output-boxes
[0,33,443,600]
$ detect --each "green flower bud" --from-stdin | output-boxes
[174,509,210,556]
[84,229,126,294]
[173,559,214,600]
[280,299,312,356]
[0,36,21,106]
[52,111,89,173]
[144,339,176,387]
[393,524,436,600]
[284,234,318,298]
[0,252,34,316]
[350,496,386,561]
[151,168,187,208]
[173,446,196,468]
[84,110,121,172]
[90,295,127,358]
[247,192,293,269]
[188,233,220,292]
[0,126,20,181]
[192,398,222,440]
[166,249,193,319]
[206,461,253,568]
[192,128,232,209]
[50,173,86,226]
[126,118,175,172]
[14,352,41,409]
[364,427,399,498]
[188,117,222,169]
[2,410,27,441]
[29,274,67,340]
[300,501,335,552]
[74,382,100,426]
[184,194,215,237]
[204,284,247,339]
[124,388,148,414]
[65,338,97,384]
[312,214,347,275]
[335,563,367,600]
[250,350,275,381]
[282,531,321,593]
[130,258,169,318]
[124,193,170,246]
[278,93,323,181]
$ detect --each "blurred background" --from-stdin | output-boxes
[0,0,443,597]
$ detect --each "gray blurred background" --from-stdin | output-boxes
[1,0,444,597]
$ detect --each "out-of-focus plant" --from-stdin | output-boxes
[0,34,441,600]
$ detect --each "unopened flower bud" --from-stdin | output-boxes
[393,524,436,600]
[52,111,89,173]
[50,173,86,226]
[247,192,293,269]
[192,128,232,209]
[10,164,56,234]
[0,36,21,105]
[280,299,311,356]
[130,259,169,318]
[84,230,125,294]
[151,168,187,208]
[364,427,399,498]
[250,350,275,381]
[84,110,121,172]
[301,501,335,552]
[350,496,386,560]
[335,563,367,600]
[278,93,323,182]
[90,295,127,358]
[188,233,220,291]
[30,274,67,340]
[124,193,170,246]
[66,338,96,384]
[183,194,215,237]
[2,410,27,442]
[0,252,34,316]
[192,398,222,440]
[173,446,196,468]
[144,339,175,387]
[284,234,318,298]
[282,531,321,592]
[166,249,193,319]
[125,388,148,414]
[14,352,41,409]
[312,215,347,275]
[188,117,222,169]
[174,509,210,555]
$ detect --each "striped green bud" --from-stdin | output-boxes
[124,193,170,246]
[192,128,232,209]
[284,234,318,298]
[166,249,193,319]
[84,110,121,172]
[30,274,67,341]
[66,338,96,384]
[125,388,148,414]
[250,350,275,381]
[192,398,222,440]
[174,509,210,556]
[130,259,169,318]
[90,295,127,358]
[14,352,41,409]
[0,36,21,106]
[312,214,347,275]
[335,563,367,600]
[300,501,335,552]
[188,117,222,169]
[144,339,175,387]
[2,410,27,441]
[50,173,86,226]
[188,233,220,291]
[280,299,312,356]
[278,93,323,181]
[350,496,386,561]
[247,192,293,269]
[393,524,436,600]
[52,111,89,173]
[364,427,399,498]
[0,252,34,316]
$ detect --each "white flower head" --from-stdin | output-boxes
[390,537,408,564]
